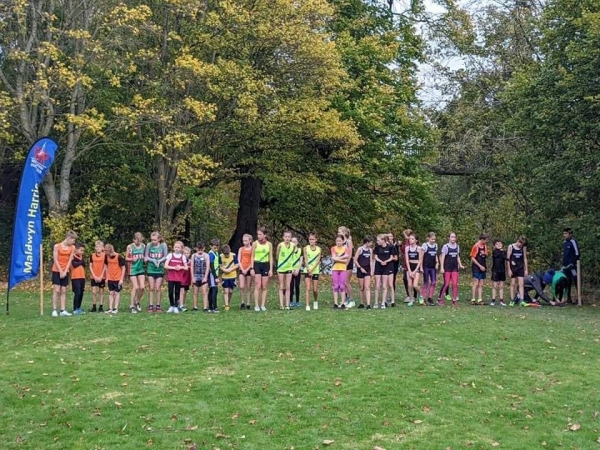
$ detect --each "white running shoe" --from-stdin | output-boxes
[373,303,380,309]
[306,305,310,311]
[173,307,180,314]
[166,306,173,313]
[254,306,260,312]
[404,296,411,303]
[112,309,118,314]
[347,300,355,309]
[105,309,112,314]
[60,310,72,317]
[313,302,318,310]
[130,307,137,314]
[381,303,386,309]
[51,310,58,317]
[136,303,142,312]
[260,306,267,311]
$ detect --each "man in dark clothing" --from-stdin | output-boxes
[562,228,580,304]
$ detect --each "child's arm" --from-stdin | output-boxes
[506,245,513,276]
[89,254,98,280]
[439,248,446,274]
[190,255,195,277]
[237,248,245,273]
[404,247,411,273]
[53,244,59,272]
[125,244,133,262]
[183,255,189,271]
[157,244,168,264]
[470,245,485,271]
[417,247,424,272]
[65,248,75,277]
[374,249,383,264]
[268,243,273,275]
[458,249,465,270]
[354,247,363,271]
[233,255,240,271]
[250,242,256,267]
[276,243,282,266]
[524,248,528,275]
[164,254,175,270]
[203,254,210,282]
[119,256,126,286]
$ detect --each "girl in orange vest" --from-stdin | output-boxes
[52,230,77,317]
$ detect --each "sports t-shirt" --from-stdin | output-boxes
[52,244,74,272]
[129,243,146,275]
[90,251,106,279]
[146,243,168,275]
[105,253,126,282]
[422,243,438,269]
[509,244,524,272]
[254,241,270,263]
[331,245,348,271]
[193,252,208,282]
[165,252,188,283]
[441,243,460,272]
[470,243,488,272]
[70,255,85,279]
[303,245,321,274]
[492,248,506,273]
[277,243,295,272]
[220,253,239,279]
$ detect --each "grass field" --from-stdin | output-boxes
[1,280,599,450]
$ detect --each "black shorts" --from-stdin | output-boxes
[277,270,292,275]
[491,272,506,282]
[91,279,106,288]
[181,284,190,291]
[254,262,270,277]
[194,280,207,287]
[511,269,525,279]
[409,262,419,272]
[304,273,320,281]
[222,279,236,289]
[52,271,69,287]
[108,281,122,292]
[356,267,371,279]
[374,265,394,276]
[147,272,164,279]
[346,259,354,271]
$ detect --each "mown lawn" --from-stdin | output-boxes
[0,280,599,450]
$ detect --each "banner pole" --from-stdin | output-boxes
[40,243,44,315]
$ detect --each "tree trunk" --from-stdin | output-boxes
[229,176,262,253]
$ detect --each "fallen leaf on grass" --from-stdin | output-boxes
[323,439,335,445]
[373,446,386,450]
[569,423,581,431]
[249,419,257,425]
[171,414,178,421]
[184,425,198,431]
[231,412,239,420]
[413,420,423,424]
[114,402,122,407]
[491,442,500,447]
[146,439,153,446]
[422,406,431,413]
[216,433,230,439]
[334,379,342,386]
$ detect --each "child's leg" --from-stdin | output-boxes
[429,269,437,299]
[278,273,285,307]
[407,273,415,301]
[137,275,146,305]
[168,281,176,307]
[403,270,410,297]
[374,275,381,304]
[305,277,311,306]
[148,277,155,306]
[60,286,67,311]
[364,276,371,305]
[156,277,163,307]
[239,276,246,304]
[339,271,348,305]
[91,286,97,306]
[510,278,516,301]
[313,279,319,301]
[518,277,525,302]
[381,275,389,304]
[421,270,430,299]
[471,277,477,300]
[412,272,420,299]
[130,276,139,308]
[332,271,340,304]
[52,284,60,310]
[114,290,121,310]
[193,285,199,309]
[477,279,484,301]
[358,278,364,305]
[492,281,497,300]
[345,269,353,300]
[77,281,85,310]
[254,274,261,307]
[284,273,292,308]
[450,272,459,300]
[179,286,186,307]
[499,282,504,301]
[99,287,105,306]
[201,284,208,309]
[387,273,395,302]
[438,273,449,301]
[261,277,269,307]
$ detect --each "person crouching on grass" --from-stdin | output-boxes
[104,244,126,314]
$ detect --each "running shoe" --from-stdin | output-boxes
[426,298,435,306]
[148,305,154,313]
[285,306,290,310]
[98,305,104,313]
[254,306,260,312]
[260,306,267,311]
[373,303,380,309]
[155,305,161,313]
[509,301,515,307]
[240,304,246,310]
[224,305,229,311]
[418,298,425,306]
[404,296,411,303]
[130,307,137,314]
[341,304,346,310]
[136,303,142,312]
[313,302,318,310]
[192,307,198,312]
[437,299,445,306]
[204,308,210,313]
[306,305,310,311]
[173,307,180,314]
[407,301,414,307]
[358,304,365,309]
[391,302,397,307]
[111,309,118,314]
[381,303,386,309]
[60,310,72,317]
[477,299,484,306]
[333,304,339,310]
[500,301,506,307]
[51,310,59,317]
[213,308,220,313]
[347,300,355,309]
[180,306,188,312]
[105,308,112,314]
[470,299,476,305]
[489,300,495,306]
[90,305,97,313]
[366,305,372,310]
[452,300,458,307]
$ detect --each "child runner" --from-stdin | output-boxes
[338,226,355,308]
[438,232,464,306]
[70,242,86,315]
[561,228,580,304]
[289,237,303,308]
[420,232,439,306]
[126,232,146,314]
[354,236,373,309]
[405,233,422,306]
[191,242,210,312]
[220,244,239,311]
[470,234,489,306]
[252,228,273,312]
[400,229,418,302]
[373,234,395,309]
[303,232,321,311]
[51,230,77,317]
[104,244,126,314]
[179,246,192,311]
[145,232,168,313]
[164,241,188,314]
[490,239,507,306]
[208,239,221,313]
[507,236,528,306]
[331,234,350,309]
[89,240,106,313]
[276,231,295,310]
[388,232,400,306]
[237,234,254,310]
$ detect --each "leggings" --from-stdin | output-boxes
[72,279,85,310]
[208,286,218,310]
[438,271,459,300]
[290,274,301,302]
[421,268,437,299]
[168,281,181,307]
[332,270,347,293]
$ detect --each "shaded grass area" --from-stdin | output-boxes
[1,283,599,450]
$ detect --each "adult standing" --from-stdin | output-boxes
[562,227,581,305]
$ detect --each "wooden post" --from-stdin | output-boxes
[40,244,44,316]
[576,260,582,306]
